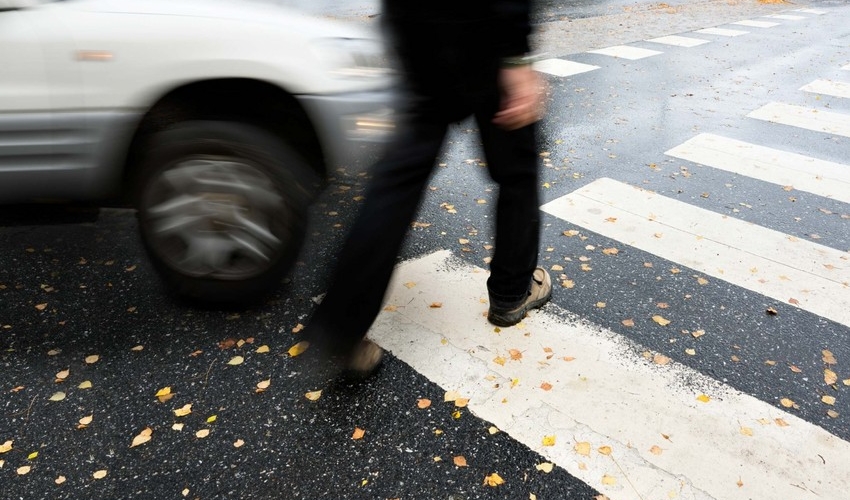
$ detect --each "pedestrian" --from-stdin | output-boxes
[304,0,551,376]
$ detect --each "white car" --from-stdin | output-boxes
[0,0,395,302]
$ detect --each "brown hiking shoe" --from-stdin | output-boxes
[344,339,384,378]
[487,268,552,327]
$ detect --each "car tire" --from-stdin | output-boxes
[135,120,317,303]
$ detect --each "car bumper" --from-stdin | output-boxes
[296,89,396,171]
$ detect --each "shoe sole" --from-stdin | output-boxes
[487,294,551,327]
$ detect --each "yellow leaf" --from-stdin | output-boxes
[227,355,245,365]
[195,429,210,439]
[822,395,836,406]
[601,474,616,485]
[206,415,217,423]
[779,398,795,408]
[696,277,709,285]
[27,451,38,460]
[49,391,66,402]
[417,398,431,409]
[740,427,753,436]
[256,345,270,354]
[305,390,322,401]
[78,380,92,389]
[488,426,500,435]
[493,356,506,366]
[85,355,99,364]
[455,398,469,408]
[352,428,366,440]
[404,282,416,289]
[685,349,696,356]
[79,415,93,427]
[452,409,462,419]
[535,462,554,473]
[287,341,310,358]
[597,446,612,456]
[824,369,838,385]
[155,387,172,398]
[444,390,461,402]
[775,418,790,427]
[174,403,192,417]
[696,394,711,403]
[131,429,152,448]
[172,423,184,431]
[510,378,520,388]
[649,445,663,455]
[483,472,505,487]
[92,470,107,479]
[0,440,13,454]
[233,439,245,448]
[652,315,671,326]
[453,456,467,467]
[17,465,31,475]
[574,441,591,456]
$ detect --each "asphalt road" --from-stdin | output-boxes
[2,1,850,499]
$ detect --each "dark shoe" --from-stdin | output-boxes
[487,267,552,327]
[342,339,384,378]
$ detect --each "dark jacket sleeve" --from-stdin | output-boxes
[493,0,533,58]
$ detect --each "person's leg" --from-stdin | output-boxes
[306,119,449,358]
[475,105,547,320]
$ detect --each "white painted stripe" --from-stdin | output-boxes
[748,102,850,138]
[800,78,850,99]
[843,64,850,71]
[533,58,600,77]
[766,14,808,20]
[371,250,850,500]
[541,178,850,327]
[665,133,850,204]
[587,45,663,60]
[794,8,827,15]
[645,35,710,47]
[731,20,780,28]
[694,27,749,37]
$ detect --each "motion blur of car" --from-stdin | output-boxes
[0,0,395,303]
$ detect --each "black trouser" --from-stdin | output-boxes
[306,91,541,356]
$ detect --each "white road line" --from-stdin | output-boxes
[843,64,850,71]
[645,35,709,47]
[540,178,850,327]
[665,133,850,203]
[694,27,749,37]
[748,102,850,138]
[731,20,780,28]
[794,8,827,15]
[800,78,850,99]
[370,250,850,500]
[587,45,663,60]
[765,14,808,20]
[534,59,600,77]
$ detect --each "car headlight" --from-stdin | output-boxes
[311,37,393,79]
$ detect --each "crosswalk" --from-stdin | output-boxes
[368,6,850,499]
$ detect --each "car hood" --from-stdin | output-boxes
[64,0,374,38]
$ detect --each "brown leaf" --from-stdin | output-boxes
[540,382,553,391]
[417,398,432,409]
[509,349,523,361]
[352,428,366,440]
[652,315,671,326]
[621,318,635,327]
[822,350,837,365]
[453,456,467,467]
[825,369,838,385]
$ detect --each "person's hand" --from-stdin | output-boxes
[492,65,546,130]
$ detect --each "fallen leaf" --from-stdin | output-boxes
[35,303,48,311]
[542,435,556,447]
[649,445,663,455]
[766,307,778,315]
[195,429,210,438]
[540,382,553,391]
[352,428,366,440]
[740,427,753,436]
[131,345,144,352]
[227,355,245,365]
[536,462,554,473]
[598,446,612,456]
[790,365,802,373]
[206,415,217,423]
[509,349,523,361]
[574,441,590,456]
[691,330,705,338]
[453,456,467,467]
[256,379,271,393]
[56,369,70,381]
[234,439,245,448]
[685,348,696,356]
[455,398,469,408]
[85,355,99,364]
[174,403,192,417]
[561,279,575,289]
[653,353,671,365]
[0,440,13,454]
[417,398,431,409]
[779,398,796,409]
[429,302,443,308]
[292,323,304,333]
[92,470,107,479]
[822,395,836,406]
[696,277,709,285]
[78,415,93,428]
[287,341,310,358]
[131,428,152,448]
[483,473,505,487]
[17,465,31,475]
[155,387,172,398]
[49,391,66,402]
[305,390,322,401]
[825,369,838,385]
[601,474,616,485]
[621,318,635,327]
[444,390,461,402]
[652,315,671,326]
[171,423,184,431]
[602,248,619,256]
[27,451,38,460]
[827,410,839,419]
[823,350,837,365]
[55,475,66,485]
[256,345,270,354]
[775,418,790,427]
[696,394,711,403]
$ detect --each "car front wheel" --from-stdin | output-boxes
[136,121,316,303]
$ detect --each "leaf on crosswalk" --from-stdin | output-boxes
[509,349,523,361]
[653,353,671,365]
[536,462,553,473]
[601,474,616,485]
[779,398,798,409]
[574,441,590,455]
